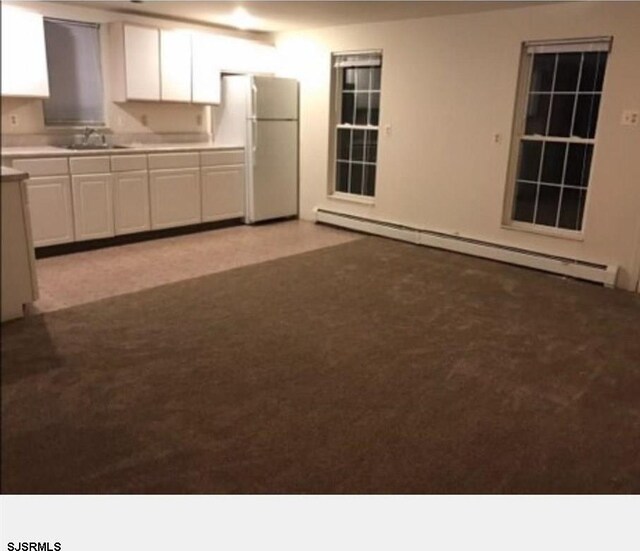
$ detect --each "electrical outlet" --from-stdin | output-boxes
[140,114,148,126]
[621,110,639,126]
[10,114,19,127]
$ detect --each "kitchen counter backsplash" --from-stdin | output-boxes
[0,131,248,159]
[1,132,211,149]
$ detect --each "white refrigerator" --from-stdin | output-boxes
[213,75,299,223]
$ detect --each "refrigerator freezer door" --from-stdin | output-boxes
[248,120,298,222]
[252,76,298,120]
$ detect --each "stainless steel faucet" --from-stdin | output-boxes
[82,127,97,145]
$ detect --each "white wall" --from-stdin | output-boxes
[276,2,640,290]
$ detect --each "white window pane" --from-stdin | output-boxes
[535,185,561,227]
[363,165,376,197]
[354,93,368,125]
[341,92,354,124]
[530,54,555,92]
[350,163,363,195]
[554,53,581,91]
[548,94,575,137]
[513,182,537,223]
[558,188,587,230]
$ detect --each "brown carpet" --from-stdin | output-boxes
[2,237,640,493]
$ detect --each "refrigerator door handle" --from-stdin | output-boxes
[251,81,258,166]
[251,82,258,118]
[252,119,258,164]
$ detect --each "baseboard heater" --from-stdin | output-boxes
[315,208,618,288]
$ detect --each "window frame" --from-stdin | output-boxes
[43,17,108,129]
[328,50,382,203]
[502,38,611,239]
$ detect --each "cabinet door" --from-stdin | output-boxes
[191,33,221,104]
[160,29,192,102]
[26,176,74,246]
[1,5,49,97]
[124,24,160,101]
[201,165,245,222]
[149,168,201,229]
[113,170,151,235]
[2,178,37,321]
[71,174,115,241]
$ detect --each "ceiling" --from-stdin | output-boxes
[65,1,554,34]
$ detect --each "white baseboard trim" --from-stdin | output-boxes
[315,208,618,288]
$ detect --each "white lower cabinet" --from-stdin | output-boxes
[71,173,115,241]
[113,170,150,235]
[26,176,75,247]
[149,168,201,229]
[201,165,245,222]
[1,175,38,321]
[9,148,244,246]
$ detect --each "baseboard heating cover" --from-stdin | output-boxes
[315,208,618,287]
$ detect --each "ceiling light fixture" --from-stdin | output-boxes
[228,6,257,30]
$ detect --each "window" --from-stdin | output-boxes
[43,18,105,126]
[332,52,382,198]
[507,38,610,233]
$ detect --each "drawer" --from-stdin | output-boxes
[13,157,68,177]
[111,154,147,172]
[70,156,110,174]
[148,152,199,170]
[200,150,244,167]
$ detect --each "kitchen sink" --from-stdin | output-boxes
[66,144,130,151]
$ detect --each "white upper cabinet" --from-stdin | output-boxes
[110,20,276,103]
[1,4,49,97]
[160,29,192,102]
[125,25,161,101]
[191,32,221,105]
[110,23,160,102]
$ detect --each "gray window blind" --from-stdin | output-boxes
[43,18,105,126]
[525,37,612,54]
[334,52,382,68]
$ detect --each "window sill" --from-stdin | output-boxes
[501,221,585,242]
[328,192,375,206]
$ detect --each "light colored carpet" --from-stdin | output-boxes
[33,220,360,313]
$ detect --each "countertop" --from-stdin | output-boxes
[1,166,28,182]
[1,142,244,159]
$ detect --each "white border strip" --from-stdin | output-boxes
[315,209,618,288]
